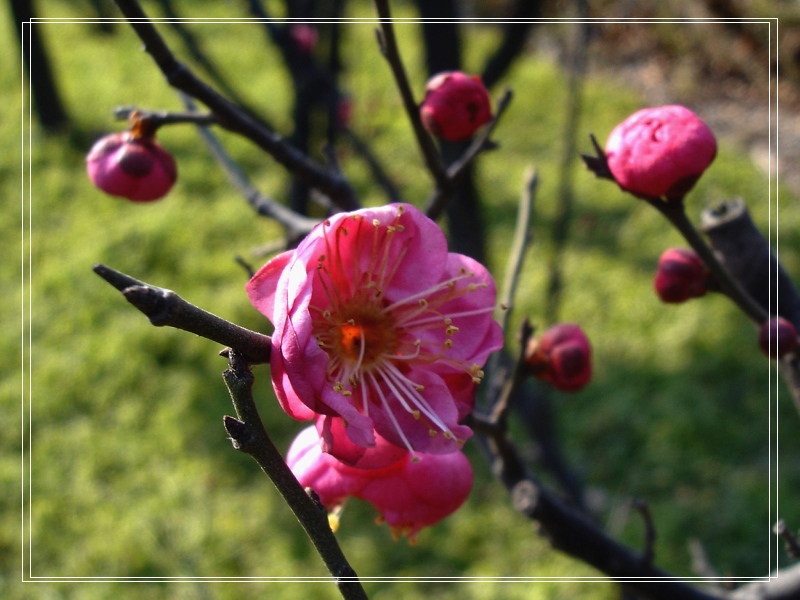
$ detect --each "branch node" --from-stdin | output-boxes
[223,415,253,452]
[511,479,540,517]
[631,498,656,566]
[775,519,800,559]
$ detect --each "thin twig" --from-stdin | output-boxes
[497,167,537,331]
[112,0,361,211]
[489,320,535,429]
[425,88,514,221]
[372,0,449,191]
[177,93,320,241]
[113,105,217,128]
[221,350,368,600]
[93,264,272,364]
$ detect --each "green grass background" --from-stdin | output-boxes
[6,1,799,598]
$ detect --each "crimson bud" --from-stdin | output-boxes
[420,71,492,142]
[525,323,592,392]
[654,248,709,303]
[86,132,177,202]
[605,105,717,200]
[758,317,798,359]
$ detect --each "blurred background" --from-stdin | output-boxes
[7,1,800,598]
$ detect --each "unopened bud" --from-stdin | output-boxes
[525,323,592,392]
[758,317,798,359]
[420,71,492,142]
[605,105,717,200]
[654,248,709,303]
[86,132,177,202]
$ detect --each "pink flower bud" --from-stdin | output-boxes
[420,71,492,142]
[86,132,177,202]
[758,317,798,359]
[654,248,709,303]
[605,105,717,200]
[525,323,592,392]
[289,24,318,54]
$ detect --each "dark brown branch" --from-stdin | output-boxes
[700,198,800,413]
[470,322,724,599]
[480,0,542,89]
[221,350,367,600]
[424,88,514,221]
[475,419,724,600]
[93,264,271,364]
[111,0,360,212]
[701,199,800,326]
[372,0,449,192]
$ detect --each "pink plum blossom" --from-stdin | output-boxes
[605,105,717,200]
[86,131,177,202]
[420,71,492,142]
[654,247,710,303]
[247,203,502,457]
[525,323,592,392]
[758,317,798,359]
[286,425,473,541]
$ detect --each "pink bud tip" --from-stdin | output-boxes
[289,24,318,54]
[86,132,177,202]
[654,248,709,303]
[526,323,592,392]
[758,317,798,359]
[605,105,717,200]
[420,71,492,142]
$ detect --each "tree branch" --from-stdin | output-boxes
[372,0,449,191]
[221,350,368,600]
[111,0,361,211]
[93,264,271,364]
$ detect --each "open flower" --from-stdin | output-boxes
[286,425,473,542]
[605,105,717,200]
[247,203,502,456]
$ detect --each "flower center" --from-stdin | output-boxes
[324,305,399,370]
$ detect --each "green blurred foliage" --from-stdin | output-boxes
[5,1,798,599]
